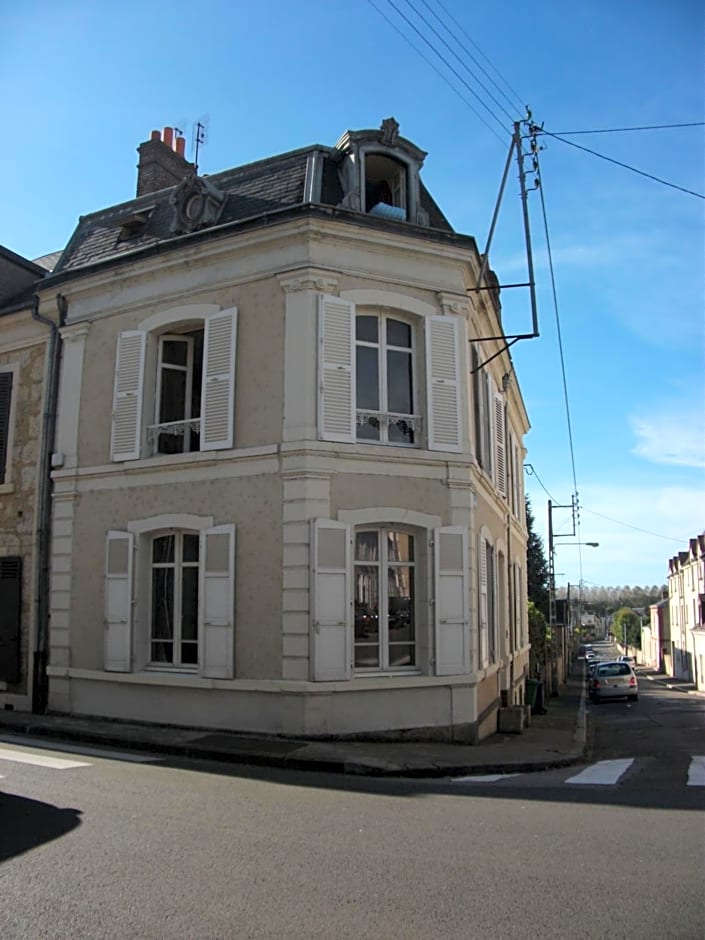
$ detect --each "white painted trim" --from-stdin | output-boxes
[138,303,220,332]
[340,288,437,319]
[127,513,215,536]
[338,507,442,529]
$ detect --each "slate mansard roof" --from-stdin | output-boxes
[53,130,461,279]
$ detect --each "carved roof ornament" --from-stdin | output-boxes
[170,170,227,235]
[380,117,400,147]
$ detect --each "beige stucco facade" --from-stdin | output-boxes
[41,128,531,742]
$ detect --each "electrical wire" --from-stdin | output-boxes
[366,0,508,146]
[381,0,510,136]
[546,122,705,135]
[580,506,688,544]
[541,129,705,199]
[432,0,526,115]
[413,0,519,124]
[523,463,558,504]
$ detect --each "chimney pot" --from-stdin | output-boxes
[163,126,174,148]
[175,135,186,157]
[150,130,161,141]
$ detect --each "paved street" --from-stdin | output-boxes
[1,678,703,940]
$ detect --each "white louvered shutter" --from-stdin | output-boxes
[199,524,235,678]
[479,536,489,668]
[201,308,237,451]
[426,316,462,452]
[434,527,470,675]
[110,331,146,461]
[318,295,355,442]
[311,519,351,680]
[104,531,133,671]
[494,392,507,497]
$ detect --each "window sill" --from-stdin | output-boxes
[0,482,15,495]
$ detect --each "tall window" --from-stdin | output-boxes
[356,314,417,445]
[0,371,13,484]
[150,532,200,667]
[152,330,203,454]
[354,529,415,670]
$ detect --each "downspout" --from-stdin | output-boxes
[30,292,67,713]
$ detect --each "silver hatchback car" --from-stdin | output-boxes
[589,661,638,703]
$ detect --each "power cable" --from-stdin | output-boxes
[547,121,705,135]
[540,129,705,199]
[412,0,519,124]
[366,0,508,146]
[432,0,526,115]
[524,463,558,504]
[381,0,509,135]
[580,506,689,544]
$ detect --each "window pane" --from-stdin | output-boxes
[354,645,380,668]
[355,532,379,562]
[183,534,199,563]
[388,419,414,445]
[387,319,411,349]
[354,566,379,643]
[162,340,188,367]
[356,316,378,343]
[152,535,174,564]
[357,415,380,441]
[388,567,414,644]
[387,532,414,563]
[151,568,174,641]
[181,567,199,641]
[387,350,413,414]
[388,644,414,667]
[181,642,198,665]
[151,641,173,663]
[159,368,187,423]
[356,346,379,410]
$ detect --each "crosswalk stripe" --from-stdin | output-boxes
[687,756,705,787]
[0,747,91,770]
[565,759,634,785]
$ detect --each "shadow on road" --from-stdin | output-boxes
[0,791,82,862]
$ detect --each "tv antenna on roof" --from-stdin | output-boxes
[192,114,210,171]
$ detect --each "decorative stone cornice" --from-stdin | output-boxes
[278,269,339,294]
[437,292,471,318]
[60,324,90,343]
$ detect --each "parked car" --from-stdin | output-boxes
[589,661,638,703]
[618,655,637,668]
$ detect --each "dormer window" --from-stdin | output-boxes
[365,154,406,221]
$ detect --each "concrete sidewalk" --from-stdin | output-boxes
[0,674,587,778]
[640,668,705,698]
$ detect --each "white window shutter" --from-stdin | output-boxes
[201,308,237,451]
[479,535,489,668]
[110,331,146,461]
[199,524,235,679]
[318,295,355,443]
[104,530,134,671]
[494,392,507,497]
[311,519,351,680]
[426,316,462,452]
[433,526,469,675]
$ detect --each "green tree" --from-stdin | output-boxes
[526,497,549,619]
[612,607,642,648]
[528,600,548,676]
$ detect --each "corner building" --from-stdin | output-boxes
[43,120,530,742]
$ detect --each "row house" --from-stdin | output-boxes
[668,534,705,689]
[18,120,530,742]
[0,246,60,712]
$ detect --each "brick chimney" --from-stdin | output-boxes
[136,127,193,196]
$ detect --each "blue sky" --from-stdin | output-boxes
[2,0,703,589]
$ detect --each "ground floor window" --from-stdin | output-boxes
[150,531,199,667]
[354,528,415,670]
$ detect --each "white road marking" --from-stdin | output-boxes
[0,747,91,770]
[451,774,521,783]
[566,759,634,785]
[687,756,705,787]
[0,733,162,764]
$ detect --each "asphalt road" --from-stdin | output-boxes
[1,679,703,940]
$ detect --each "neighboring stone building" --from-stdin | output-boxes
[37,120,530,741]
[0,246,59,711]
[642,598,670,672]
[668,534,705,689]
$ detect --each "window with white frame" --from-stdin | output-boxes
[110,307,237,462]
[318,295,462,453]
[104,521,235,678]
[365,154,407,220]
[150,531,200,667]
[479,533,497,666]
[356,314,418,445]
[354,528,416,670]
